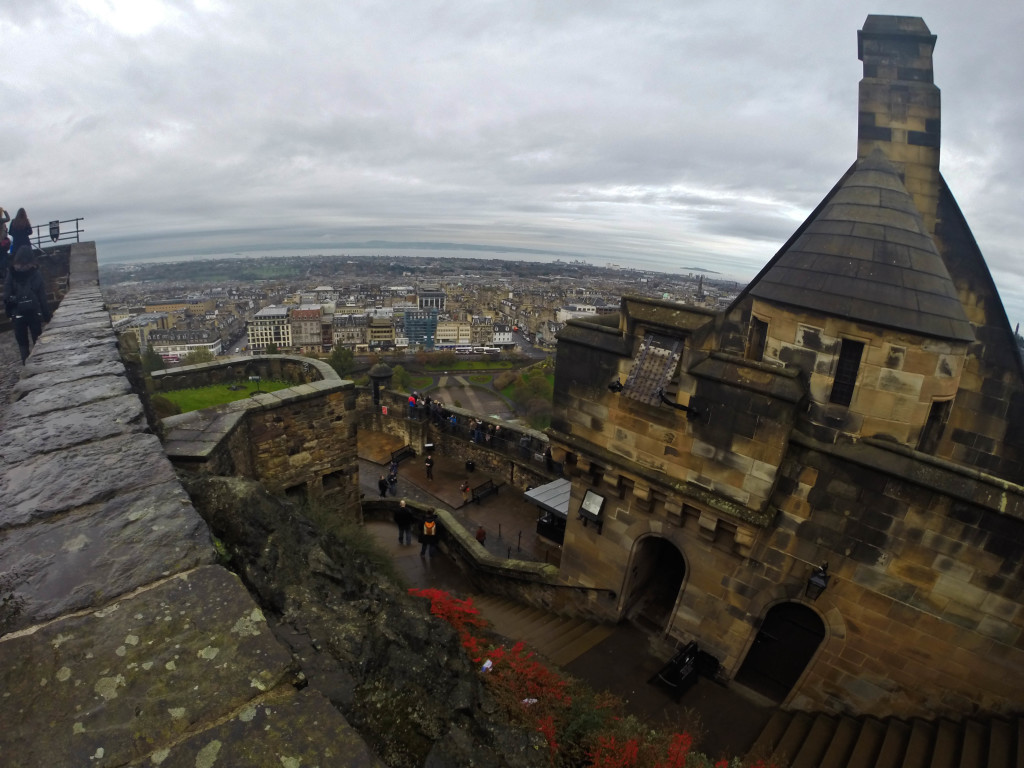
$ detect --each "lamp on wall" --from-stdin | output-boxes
[805,563,830,601]
[654,388,702,419]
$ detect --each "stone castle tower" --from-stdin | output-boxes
[546,15,1024,716]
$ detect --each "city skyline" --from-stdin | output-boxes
[6,2,1022,325]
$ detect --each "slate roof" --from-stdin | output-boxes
[748,149,974,342]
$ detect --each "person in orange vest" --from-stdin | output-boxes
[420,512,438,557]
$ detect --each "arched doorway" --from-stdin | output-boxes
[735,601,825,702]
[624,536,685,632]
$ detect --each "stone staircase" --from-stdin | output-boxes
[748,709,1024,768]
[470,594,615,667]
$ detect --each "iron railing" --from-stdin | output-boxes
[30,217,85,249]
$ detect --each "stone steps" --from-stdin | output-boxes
[470,594,615,667]
[749,711,1023,768]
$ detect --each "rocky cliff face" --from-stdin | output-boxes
[179,473,546,768]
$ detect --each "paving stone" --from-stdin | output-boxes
[0,566,295,768]
[13,358,128,394]
[0,481,215,631]
[5,373,131,416]
[0,394,147,462]
[0,433,177,526]
[128,687,385,768]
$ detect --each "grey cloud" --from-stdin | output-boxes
[2,0,1021,324]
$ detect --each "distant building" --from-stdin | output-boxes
[148,328,223,363]
[290,305,323,352]
[247,305,292,352]
[418,285,446,311]
[405,309,438,349]
[112,312,171,351]
[492,324,513,346]
[332,314,369,349]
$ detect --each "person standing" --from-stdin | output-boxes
[4,247,51,364]
[8,208,32,256]
[420,512,438,557]
[425,454,434,481]
[461,479,471,505]
[0,207,10,267]
[394,500,413,545]
[475,525,487,547]
[377,474,388,498]
[387,461,399,495]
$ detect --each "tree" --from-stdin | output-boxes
[182,347,215,366]
[265,342,280,355]
[327,347,355,376]
[141,347,166,373]
[391,364,412,392]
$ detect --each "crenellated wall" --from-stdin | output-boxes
[0,243,385,766]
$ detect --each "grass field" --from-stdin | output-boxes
[160,380,292,413]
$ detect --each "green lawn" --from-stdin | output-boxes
[160,380,292,413]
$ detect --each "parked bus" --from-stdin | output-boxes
[455,346,473,355]
[482,346,500,355]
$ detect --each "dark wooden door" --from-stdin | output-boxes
[735,602,825,701]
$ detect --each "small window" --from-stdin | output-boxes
[747,317,768,361]
[829,339,864,406]
[918,399,953,453]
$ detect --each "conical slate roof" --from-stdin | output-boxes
[748,149,974,341]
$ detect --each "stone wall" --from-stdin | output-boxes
[0,242,386,766]
[357,388,556,493]
[362,498,617,620]
[765,436,1024,715]
[160,358,360,510]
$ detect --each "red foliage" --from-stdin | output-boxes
[408,589,759,768]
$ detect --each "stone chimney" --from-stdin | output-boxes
[857,15,941,235]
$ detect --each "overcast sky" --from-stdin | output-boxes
[6,1,1023,326]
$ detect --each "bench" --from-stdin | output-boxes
[471,479,500,504]
[390,445,416,464]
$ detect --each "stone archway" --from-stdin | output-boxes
[734,601,825,702]
[623,535,686,633]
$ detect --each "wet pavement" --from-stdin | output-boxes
[358,430,774,761]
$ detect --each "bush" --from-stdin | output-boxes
[407,589,777,768]
[150,393,181,419]
[493,370,519,390]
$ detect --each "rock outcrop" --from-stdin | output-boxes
[180,473,547,768]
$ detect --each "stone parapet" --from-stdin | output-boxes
[0,242,384,766]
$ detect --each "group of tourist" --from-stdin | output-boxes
[1,206,50,364]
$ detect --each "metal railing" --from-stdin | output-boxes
[30,217,85,249]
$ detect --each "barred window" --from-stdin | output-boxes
[622,333,683,406]
[829,339,864,407]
